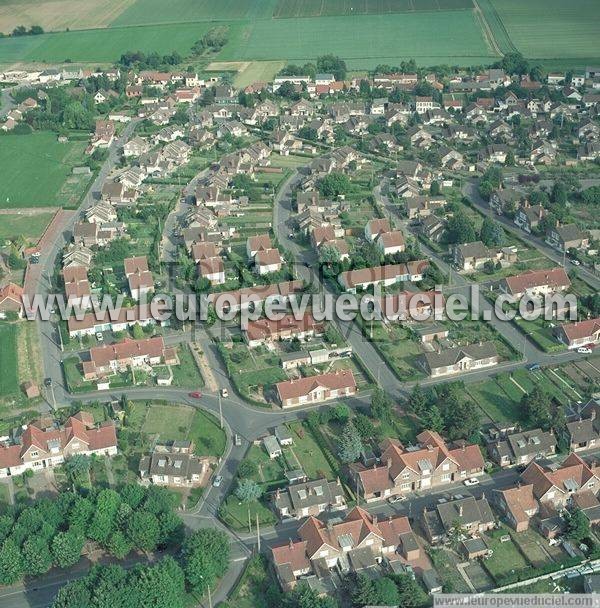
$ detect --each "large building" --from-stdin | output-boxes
[350,430,484,502]
[0,412,117,478]
[275,371,356,409]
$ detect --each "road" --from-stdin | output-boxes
[463,180,600,291]
[0,86,16,118]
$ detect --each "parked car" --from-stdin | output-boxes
[221,388,229,398]
[188,391,202,399]
[234,434,241,446]
[527,363,540,372]
[464,478,480,487]
[388,495,406,504]
[212,475,223,487]
[577,347,592,354]
[96,332,104,342]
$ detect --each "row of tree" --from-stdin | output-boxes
[0,484,183,585]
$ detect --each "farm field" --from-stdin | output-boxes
[0,0,135,34]
[232,60,286,89]
[218,11,494,66]
[0,211,55,241]
[273,0,473,18]
[489,0,600,60]
[112,0,277,26]
[0,132,90,208]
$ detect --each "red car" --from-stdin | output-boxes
[188,391,202,399]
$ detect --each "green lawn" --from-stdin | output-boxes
[428,548,471,593]
[483,528,529,581]
[0,212,55,242]
[0,133,90,208]
[0,324,20,401]
[229,555,272,608]
[188,409,226,458]
[285,421,336,480]
[219,494,276,531]
[142,404,194,439]
[467,379,521,425]
[170,344,205,389]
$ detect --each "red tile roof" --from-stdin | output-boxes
[503,267,570,296]
[276,371,356,402]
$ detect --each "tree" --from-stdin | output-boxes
[22,537,52,576]
[237,458,258,479]
[317,172,351,198]
[330,403,350,423]
[0,538,23,585]
[551,181,568,206]
[392,572,429,607]
[319,244,341,266]
[106,530,132,559]
[565,508,590,543]
[372,577,400,606]
[132,322,145,339]
[285,582,338,608]
[351,573,378,607]
[63,454,91,485]
[316,54,347,81]
[421,403,445,433]
[371,387,393,423]
[126,511,160,553]
[182,529,230,595]
[496,51,529,75]
[235,478,263,503]
[479,216,505,247]
[521,387,552,429]
[51,530,85,568]
[441,390,480,440]
[88,488,121,544]
[338,422,363,463]
[408,384,428,416]
[135,556,185,608]
[446,210,476,244]
[430,180,441,196]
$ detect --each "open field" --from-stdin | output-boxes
[219,11,495,66]
[273,0,473,18]
[0,0,135,34]
[0,211,55,241]
[112,0,277,26]
[0,324,20,401]
[233,60,285,88]
[490,0,600,60]
[0,132,90,208]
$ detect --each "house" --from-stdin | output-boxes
[101,181,138,205]
[273,478,346,519]
[421,495,495,544]
[350,430,484,502]
[198,256,225,285]
[271,507,420,591]
[546,223,589,252]
[67,304,156,339]
[375,230,405,256]
[562,400,600,452]
[491,484,538,532]
[263,435,282,459]
[489,188,521,216]
[139,441,209,487]
[62,266,91,309]
[365,219,391,242]
[85,201,118,224]
[83,337,176,380]
[124,256,154,300]
[338,260,430,293]
[555,317,600,350]
[488,428,556,467]
[0,282,24,317]
[520,452,600,508]
[123,136,151,158]
[420,342,499,377]
[255,248,282,275]
[514,202,547,233]
[244,313,324,348]
[275,371,356,409]
[405,196,446,220]
[0,412,117,478]
[90,120,115,150]
[453,241,495,272]
[246,234,272,259]
[478,144,509,164]
[275,426,293,446]
[500,268,571,299]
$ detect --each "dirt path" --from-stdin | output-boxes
[191,342,219,392]
[473,0,503,57]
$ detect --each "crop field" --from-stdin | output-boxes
[0,132,89,208]
[0,324,20,401]
[489,0,600,60]
[112,0,277,27]
[0,0,134,34]
[219,11,494,66]
[273,0,473,18]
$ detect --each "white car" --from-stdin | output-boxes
[212,475,223,487]
[221,388,229,398]
[577,347,592,354]
[464,478,480,487]
[96,332,104,342]
[571,259,581,266]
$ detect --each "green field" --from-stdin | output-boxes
[219,11,494,66]
[273,0,473,18]
[0,324,20,400]
[0,212,55,242]
[490,0,600,60]
[112,0,277,26]
[0,132,89,208]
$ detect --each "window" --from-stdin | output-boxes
[442,463,449,471]
[441,474,451,482]
[401,482,411,490]
[30,451,38,458]
[402,471,410,479]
